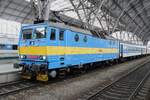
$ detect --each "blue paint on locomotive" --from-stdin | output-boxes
[20,53,118,69]
[48,54,118,69]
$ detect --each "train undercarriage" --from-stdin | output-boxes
[13,54,147,82]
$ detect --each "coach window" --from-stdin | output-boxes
[13,45,17,50]
[50,29,56,40]
[74,34,79,42]
[0,44,5,50]
[59,30,64,40]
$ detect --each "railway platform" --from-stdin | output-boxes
[0,50,18,59]
[0,59,21,83]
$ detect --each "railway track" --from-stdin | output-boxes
[0,80,38,96]
[0,57,149,98]
[86,60,150,100]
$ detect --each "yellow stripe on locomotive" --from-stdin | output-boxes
[19,46,118,55]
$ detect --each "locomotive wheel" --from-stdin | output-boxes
[80,67,87,74]
[84,64,90,72]
[58,69,67,79]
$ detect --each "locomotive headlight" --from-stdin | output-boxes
[20,55,26,59]
[20,55,24,59]
[42,56,46,60]
[40,56,46,60]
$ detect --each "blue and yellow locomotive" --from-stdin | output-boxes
[14,22,120,81]
[14,22,149,81]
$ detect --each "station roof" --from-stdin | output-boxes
[0,0,32,23]
[0,0,150,44]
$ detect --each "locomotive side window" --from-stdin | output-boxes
[35,27,46,39]
[50,29,56,40]
[22,29,32,39]
[74,34,79,42]
[83,36,87,42]
[59,30,64,40]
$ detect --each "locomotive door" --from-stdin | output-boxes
[58,29,66,66]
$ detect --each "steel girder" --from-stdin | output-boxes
[98,0,150,44]
[0,0,150,44]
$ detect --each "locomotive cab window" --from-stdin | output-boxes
[22,29,33,39]
[59,30,64,40]
[35,27,46,39]
[50,29,56,40]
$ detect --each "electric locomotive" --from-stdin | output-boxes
[14,22,120,81]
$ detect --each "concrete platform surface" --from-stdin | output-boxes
[0,50,18,58]
[0,59,21,73]
[0,63,21,73]
[0,59,21,83]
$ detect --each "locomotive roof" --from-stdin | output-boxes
[22,22,93,36]
[49,22,92,35]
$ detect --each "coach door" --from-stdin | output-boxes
[58,29,66,66]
